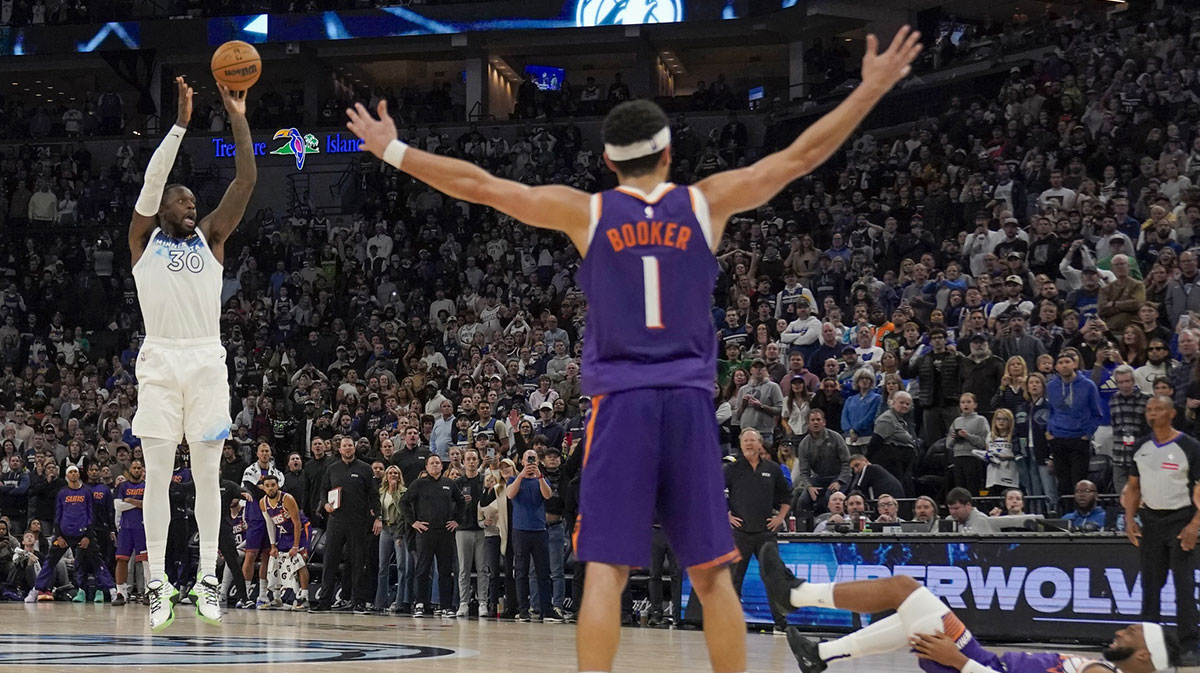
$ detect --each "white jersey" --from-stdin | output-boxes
[132,227,223,339]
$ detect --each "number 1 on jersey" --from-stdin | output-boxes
[641,256,664,330]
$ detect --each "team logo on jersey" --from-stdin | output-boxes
[0,634,474,665]
[272,128,321,170]
[574,0,682,27]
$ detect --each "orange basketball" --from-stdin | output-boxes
[211,40,261,90]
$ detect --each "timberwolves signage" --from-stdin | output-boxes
[0,634,474,665]
[574,0,683,26]
[211,131,362,162]
[681,537,1171,645]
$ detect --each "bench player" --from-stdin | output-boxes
[345,26,921,673]
[113,459,147,606]
[129,75,256,631]
[258,474,311,610]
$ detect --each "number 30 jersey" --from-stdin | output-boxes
[132,227,223,339]
[576,182,719,396]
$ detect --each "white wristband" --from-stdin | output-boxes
[383,139,408,169]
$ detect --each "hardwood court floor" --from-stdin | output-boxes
[0,602,1080,672]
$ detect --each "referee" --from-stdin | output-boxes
[725,428,797,634]
[311,436,380,614]
[1124,395,1200,662]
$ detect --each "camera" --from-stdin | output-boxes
[524,455,537,466]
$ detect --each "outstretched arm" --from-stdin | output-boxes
[697,26,923,232]
[130,76,191,265]
[346,102,592,254]
[202,85,256,256]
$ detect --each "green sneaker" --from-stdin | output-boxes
[191,574,222,625]
[148,580,179,632]
[72,589,86,603]
[93,589,105,604]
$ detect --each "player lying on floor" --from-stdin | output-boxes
[766,574,1185,673]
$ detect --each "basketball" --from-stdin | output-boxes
[210,40,261,90]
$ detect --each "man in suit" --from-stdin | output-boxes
[848,454,905,501]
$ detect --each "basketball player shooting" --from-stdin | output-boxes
[129,76,256,632]
[346,26,921,673]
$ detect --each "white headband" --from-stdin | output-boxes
[1143,622,1171,671]
[605,126,671,162]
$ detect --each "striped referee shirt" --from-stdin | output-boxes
[1109,390,1149,468]
[1131,431,1200,511]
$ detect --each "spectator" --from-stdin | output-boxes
[1098,255,1146,332]
[907,327,963,446]
[792,409,851,514]
[1046,349,1103,498]
[505,448,553,622]
[874,494,902,523]
[947,393,989,495]
[1165,250,1200,327]
[454,448,486,619]
[960,334,1005,415]
[1110,365,1149,495]
[944,487,993,533]
[735,359,783,447]
[978,409,1018,492]
[867,391,916,495]
[1061,479,1106,530]
[376,465,412,614]
[841,369,880,450]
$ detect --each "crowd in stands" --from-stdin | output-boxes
[0,0,1194,627]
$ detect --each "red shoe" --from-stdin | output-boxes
[36,591,54,602]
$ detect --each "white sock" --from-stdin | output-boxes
[139,561,149,592]
[141,437,179,584]
[245,580,254,596]
[190,440,223,578]
[259,579,268,597]
[299,588,308,599]
[792,582,836,608]
[818,614,909,662]
[118,583,129,596]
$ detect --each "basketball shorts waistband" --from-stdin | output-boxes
[143,336,223,349]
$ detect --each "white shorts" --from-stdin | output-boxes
[132,336,232,443]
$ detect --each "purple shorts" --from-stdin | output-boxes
[574,387,737,569]
[115,525,146,560]
[278,521,311,555]
[917,612,1000,673]
[245,513,269,551]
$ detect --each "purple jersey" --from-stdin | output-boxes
[115,480,146,528]
[262,493,308,548]
[577,183,717,395]
[56,484,93,537]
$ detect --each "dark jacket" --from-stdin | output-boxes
[1013,397,1050,464]
[403,475,465,530]
[960,354,1005,413]
[909,350,963,408]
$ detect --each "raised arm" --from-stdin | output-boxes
[346,102,592,253]
[129,76,191,265]
[696,26,923,230]
[202,85,256,261]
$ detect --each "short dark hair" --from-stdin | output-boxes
[945,487,973,506]
[602,100,669,177]
[261,474,279,484]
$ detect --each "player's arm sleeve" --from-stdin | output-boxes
[135,125,186,217]
[961,660,1003,673]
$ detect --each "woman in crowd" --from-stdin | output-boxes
[781,377,810,441]
[377,465,413,614]
[991,356,1028,413]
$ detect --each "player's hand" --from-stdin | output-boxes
[1179,522,1199,552]
[446,520,459,532]
[269,544,278,558]
[53,537,67,548]
[412,521,429,533]
[372,519,383,535]
[729,513,744,528]
[288,547,298,558]
[345,101,399,161]
[1125,516,1142,547]
[767,513,787,531]
[909,633,969,669]
[174,76,193,127]
[79,537,90,549]
[217,83,247,117]
[860,26,923,95]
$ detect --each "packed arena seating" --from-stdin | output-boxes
[0,0,1195,621]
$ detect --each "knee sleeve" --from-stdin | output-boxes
[896,585,952,637]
